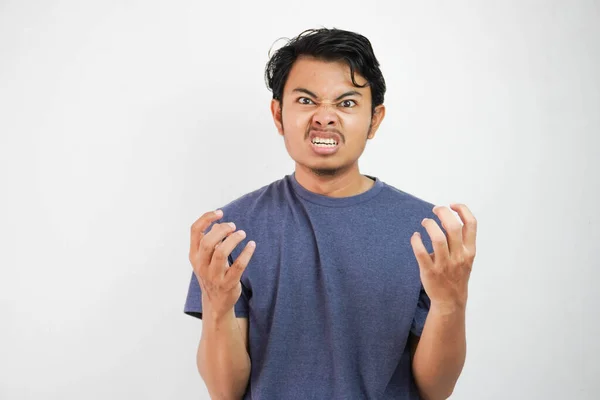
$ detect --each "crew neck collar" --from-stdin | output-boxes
[288,171,384,207]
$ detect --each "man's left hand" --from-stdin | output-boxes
[411,204,478,310]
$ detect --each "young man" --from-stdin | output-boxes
[185,28,477,400]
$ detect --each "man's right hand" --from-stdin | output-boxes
[189,210,256,320]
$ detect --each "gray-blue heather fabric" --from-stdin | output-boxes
[184,172,441,400]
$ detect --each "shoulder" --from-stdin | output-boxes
[219,175,291,223]
[378,180,437,220]
[377,179,445,252]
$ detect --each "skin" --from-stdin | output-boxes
[409,203,477,399]
[189,54,478,400]
[270,56,386,198]
[189,211,254,399]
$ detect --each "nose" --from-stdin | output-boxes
[312,104,337,127]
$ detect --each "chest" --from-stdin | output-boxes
[239,210,423,325]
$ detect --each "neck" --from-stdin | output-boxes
[294,163,374,198]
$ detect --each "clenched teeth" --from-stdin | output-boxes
[311,137,338,146]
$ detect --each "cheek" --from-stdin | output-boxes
[283,109,311,133]
[340,112,370,132]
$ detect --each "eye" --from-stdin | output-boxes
[298,97,315,105]
[339,99,357,108]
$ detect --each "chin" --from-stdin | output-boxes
[298,159,353,177]
[310,167,342,177]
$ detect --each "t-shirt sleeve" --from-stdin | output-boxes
[410,285,431,336]
[184,252,251,319]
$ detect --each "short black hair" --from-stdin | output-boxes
[265,28,386,113]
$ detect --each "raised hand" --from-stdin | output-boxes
[410,204,477,309]
[189,210,256,320]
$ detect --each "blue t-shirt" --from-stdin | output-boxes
[184,172,441,399]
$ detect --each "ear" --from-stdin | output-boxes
[270,99,284,136]
[367,104,386,140]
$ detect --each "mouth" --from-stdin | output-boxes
[309,130,341,155]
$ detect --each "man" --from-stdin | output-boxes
[185,28,477,400]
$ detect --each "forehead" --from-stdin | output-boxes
[284,56,369,96]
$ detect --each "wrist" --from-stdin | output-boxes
[202,302,236,325]
[430,300,467,316]
[201,293,218,318]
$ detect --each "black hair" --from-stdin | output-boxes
[265,28,386,113]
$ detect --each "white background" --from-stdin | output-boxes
[1,1,598,399]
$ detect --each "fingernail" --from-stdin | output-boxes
[214,209,223,216]
[248,241,256,247]
[238,230,246,238]
[228,222,236,229]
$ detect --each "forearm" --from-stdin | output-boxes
[412,303,466,400]
[197,305,251,400]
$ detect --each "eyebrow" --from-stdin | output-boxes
[292,88,362,101]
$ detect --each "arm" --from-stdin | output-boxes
[198,307,250,400]
[410,303,466,400]
[188,211,257,400]
[409,204,477,400]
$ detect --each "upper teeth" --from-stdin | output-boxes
[312,137,337,145]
